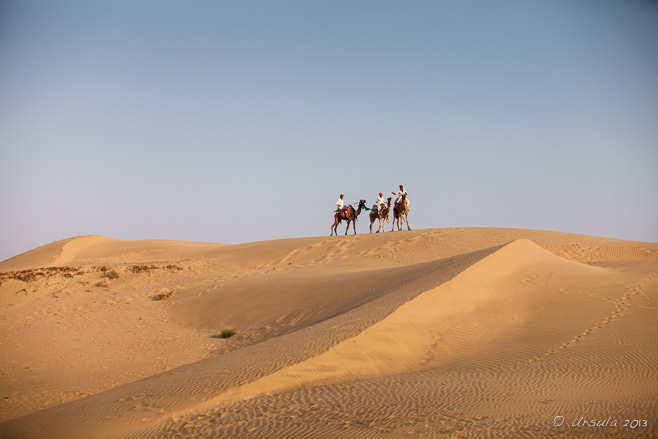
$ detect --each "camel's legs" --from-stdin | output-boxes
[331,219,340,236]
[405,213,411,230]
[345,217,357,235]
[392,204,399,231]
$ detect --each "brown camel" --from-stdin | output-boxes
[369,197,391,233]
[331,200,366,236]
[391,194,411,231]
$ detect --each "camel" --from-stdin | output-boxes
[331,200,366,236]
[369,197,391,233]
[391,194,411,231]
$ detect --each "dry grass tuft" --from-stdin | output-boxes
[154,288,175,300]
[105,269,120,280]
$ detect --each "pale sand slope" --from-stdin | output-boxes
[0,228,656,438]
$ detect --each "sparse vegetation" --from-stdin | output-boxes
[131,265,158,273]
[154,288,175,300]
[0,266,86,284]
[219,328,237,339]
[95,280,109,288]
[105,269,120,280]
[132,264,184,273]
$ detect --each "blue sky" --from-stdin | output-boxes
[1,0,657,261]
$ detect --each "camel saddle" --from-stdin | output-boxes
[336,206,352,221]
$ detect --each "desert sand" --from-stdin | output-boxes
[0,228,656,438]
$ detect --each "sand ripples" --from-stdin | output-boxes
[1,229,656,438]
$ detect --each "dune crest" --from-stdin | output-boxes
[57,235,113,265]
[0,236,228,271]
[194,239,601,408]
[1,229,656,438]
[0,236,110,271]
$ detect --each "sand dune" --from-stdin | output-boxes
[1,228,656,438]
[0,236,228,271]
[200,240,607,405]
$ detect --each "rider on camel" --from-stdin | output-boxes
[375,192,386,214]
[336,194,345,212]
[392,185,410,210]
[336,194,351,218]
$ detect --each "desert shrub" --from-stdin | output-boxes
[105,269,120,280]
[131,265,159,273]
[220,328,237,339]
[154,288,175,300]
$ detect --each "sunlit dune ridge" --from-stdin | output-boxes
[1,228,656,438]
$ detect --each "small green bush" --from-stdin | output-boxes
[106,269,120,280]
[220,328,237,339]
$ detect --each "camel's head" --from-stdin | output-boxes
[387,197,392,204]
[359,199,367,208]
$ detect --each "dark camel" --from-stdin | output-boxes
[369,197,391,233]
[331,200,366,236]
[391,194,411,231]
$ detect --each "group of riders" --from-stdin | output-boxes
[335,184,410,218]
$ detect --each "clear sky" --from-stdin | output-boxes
[1,0,657,261]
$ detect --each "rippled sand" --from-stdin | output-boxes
[1,228,656,438]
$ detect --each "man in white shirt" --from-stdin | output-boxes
[336,194,345,212]
[392,185,410,209]
[375,192,386,214]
